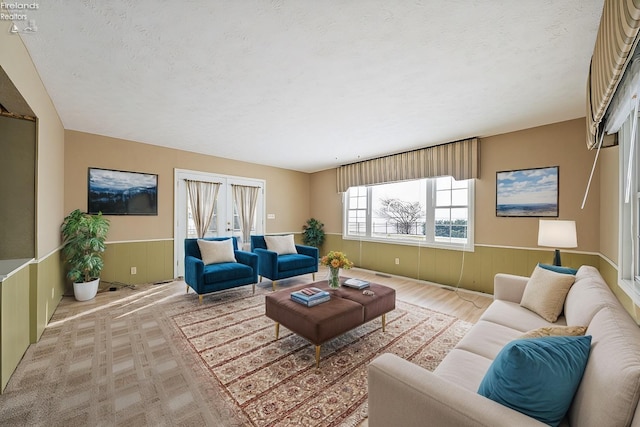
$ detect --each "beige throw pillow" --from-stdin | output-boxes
[520,265,576,323]
[264,234,297,255]
[197,239,236,265]
[520,325,587,339]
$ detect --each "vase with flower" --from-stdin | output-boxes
[320,251,354,289]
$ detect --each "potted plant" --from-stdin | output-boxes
[302,217,325,248]
[61,209,110,301]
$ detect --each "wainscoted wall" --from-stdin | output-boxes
[322,233,600,294]
[1,263,30,391]
[101,240,175,286]
[33,250,66,341]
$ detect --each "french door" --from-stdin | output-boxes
[174,169,265,278]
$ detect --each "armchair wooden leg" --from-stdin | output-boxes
[252,283,255,294]
[272,280,277,291]
[312,273,316,281]
[198,295,203,304]
[186,285,189,293]
[259,275,263,283]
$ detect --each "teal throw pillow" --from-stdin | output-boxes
[477,335,592,426]
[538,263,578,275]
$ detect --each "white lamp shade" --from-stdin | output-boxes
[538,220,577,248]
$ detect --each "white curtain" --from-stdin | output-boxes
[232,185,259,251]
[186,180,220,238]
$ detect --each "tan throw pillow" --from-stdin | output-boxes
[264,234,297,255]
[520,265,576,323]
[520,325,587,339]
[197,239,236,265]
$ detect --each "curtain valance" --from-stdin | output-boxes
[336,138,478,193]
[586,0,640,149]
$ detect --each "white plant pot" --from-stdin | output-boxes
[73,278,100,301]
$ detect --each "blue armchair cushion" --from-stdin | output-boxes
[278,253,317,272]
[203,262,254,284]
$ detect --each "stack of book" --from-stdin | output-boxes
[291,287,330,307]
[343,278,370,289]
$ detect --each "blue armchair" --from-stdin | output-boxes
[250,235,319,291]
[184,237,259,303]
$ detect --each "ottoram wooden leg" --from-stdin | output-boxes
[275,322,280,340]
[315,345,321,368]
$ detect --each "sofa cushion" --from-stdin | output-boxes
[264,234,297,255]
[478,335,592,427]
[480,300,566,332]
[277,253,316,271]
[564,265,620,326]
[520,325,587,339]
[433,348,493,392]
[203,262,252,284]
[455,320,523,360]
[197,238,236,265]
[568,307,640,427]
[520,265,575,322]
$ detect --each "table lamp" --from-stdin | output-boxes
[537,220,577,266]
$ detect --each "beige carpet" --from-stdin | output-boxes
[172,287,472,427]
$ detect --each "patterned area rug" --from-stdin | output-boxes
[172,287,472,427]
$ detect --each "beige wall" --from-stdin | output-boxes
[0,24,66,258]
[64,130,311,242]
[310,118,599,253]
[476,118,598,252]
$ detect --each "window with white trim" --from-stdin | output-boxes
[343,177,474,250]
[618,113,640,304]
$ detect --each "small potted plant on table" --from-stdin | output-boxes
[61,209,110,301]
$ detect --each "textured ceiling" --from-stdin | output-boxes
[16,1,604,173]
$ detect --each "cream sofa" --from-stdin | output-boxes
[368,266,640,427]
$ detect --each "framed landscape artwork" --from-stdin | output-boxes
[496,166,558,217]
[88,168,158,215]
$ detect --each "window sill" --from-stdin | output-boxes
[618,278,640,307]
[342,235,474,252]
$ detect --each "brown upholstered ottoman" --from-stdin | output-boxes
[264,280,396,367]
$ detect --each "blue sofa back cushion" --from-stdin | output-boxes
[203,262,253,284]
[277,253,317,272]
[477,335,592,427]
[538,263,578,275]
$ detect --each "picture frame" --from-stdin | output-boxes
[88,168,158,215]
[496,166,558,217]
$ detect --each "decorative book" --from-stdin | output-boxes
[343,278,370,289]
[291,287,330,306]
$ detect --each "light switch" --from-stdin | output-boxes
[267,213,276,219]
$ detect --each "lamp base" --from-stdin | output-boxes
[553,249,562,266]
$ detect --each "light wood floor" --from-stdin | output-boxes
[313,266,494,323]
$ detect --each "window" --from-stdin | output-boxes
[344,177,474,250]
[618,113,640,305]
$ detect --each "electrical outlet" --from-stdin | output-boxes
[130,267,137,275]
[395,258,400,265]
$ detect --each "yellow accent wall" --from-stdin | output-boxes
[101,240,174,286]
[1,264,30,391]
